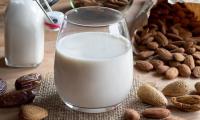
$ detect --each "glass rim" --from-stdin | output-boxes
[64,6,125,27]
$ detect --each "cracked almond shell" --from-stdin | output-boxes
[171,95,200,112]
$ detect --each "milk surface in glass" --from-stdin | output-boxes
[55,32,133,108]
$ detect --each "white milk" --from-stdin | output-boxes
[4,0,44,67]
[54,32,133,108]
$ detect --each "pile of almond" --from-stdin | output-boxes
[134,1,200,79]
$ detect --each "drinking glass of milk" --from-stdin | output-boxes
[54,6,133,113]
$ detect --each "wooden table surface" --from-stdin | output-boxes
[0,0,200,120]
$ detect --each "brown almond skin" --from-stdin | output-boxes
[170,41,185,46]
[155,32,169,47]
[196,60,200,66]
[141,37,154,45]
[147,42,159,50]
[142,108,170,119]
[157,48,173,61]
[166,44,178,50]
[137,51,154,60]
[184,55,195,70]
[156,65,169,74]
[166,33,183,41]
[173,53,185,62]
[158,20,167,34]
[169,61,181,67]
[149,60,164,69]
[184,41,194,49]
[186,47,196,54]
[165,67,179,80]
[124,109,140,120]
[171,48,185,53]
[135,61,153,72]
[193,52,200,60]
[178,64,191,77]
[192,66,200,78]
[195,45,200,51]
[170,26,179,35]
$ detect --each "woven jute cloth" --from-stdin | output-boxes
[34,73,148,120]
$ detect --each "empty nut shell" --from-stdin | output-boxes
[171,95,200,112]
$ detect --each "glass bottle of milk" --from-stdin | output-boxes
[4,0,44,67]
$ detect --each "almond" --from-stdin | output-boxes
[195,60,200,66]
[184,41,194,49]
[142,108,170,119]
[137,84,168,106]
[169,61,181,67]
[170,48,185,53]
[185,47,196,54]
[184,55,195,70]
[166,44,178,50]
[137,45,148,52]
[149,59,164,69]
[155,32,169,47]
[170,26,179,35]
[170,41,185,46]
[192,66,200,78]
[173,53,185,62]
[179,30,192,38]
[135,61,153,72]
[195,45,200,51]
[166,33,183,41]
[165,67,179,80]
[171,95,200,112]
[195,82,200,93]
[124,109,140,120]
[178,64,191,77]
[156,65,169,74]
[19,105,48,120]
[193,52,200,60]
[141,37,154,45]
[158,20,167,34]
[141,32,153,40]
[157,48,173,61]
[162,80,189,97]
[147,42,159,50]
[137,51,154,59]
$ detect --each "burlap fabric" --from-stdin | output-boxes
[34,73,149,120]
